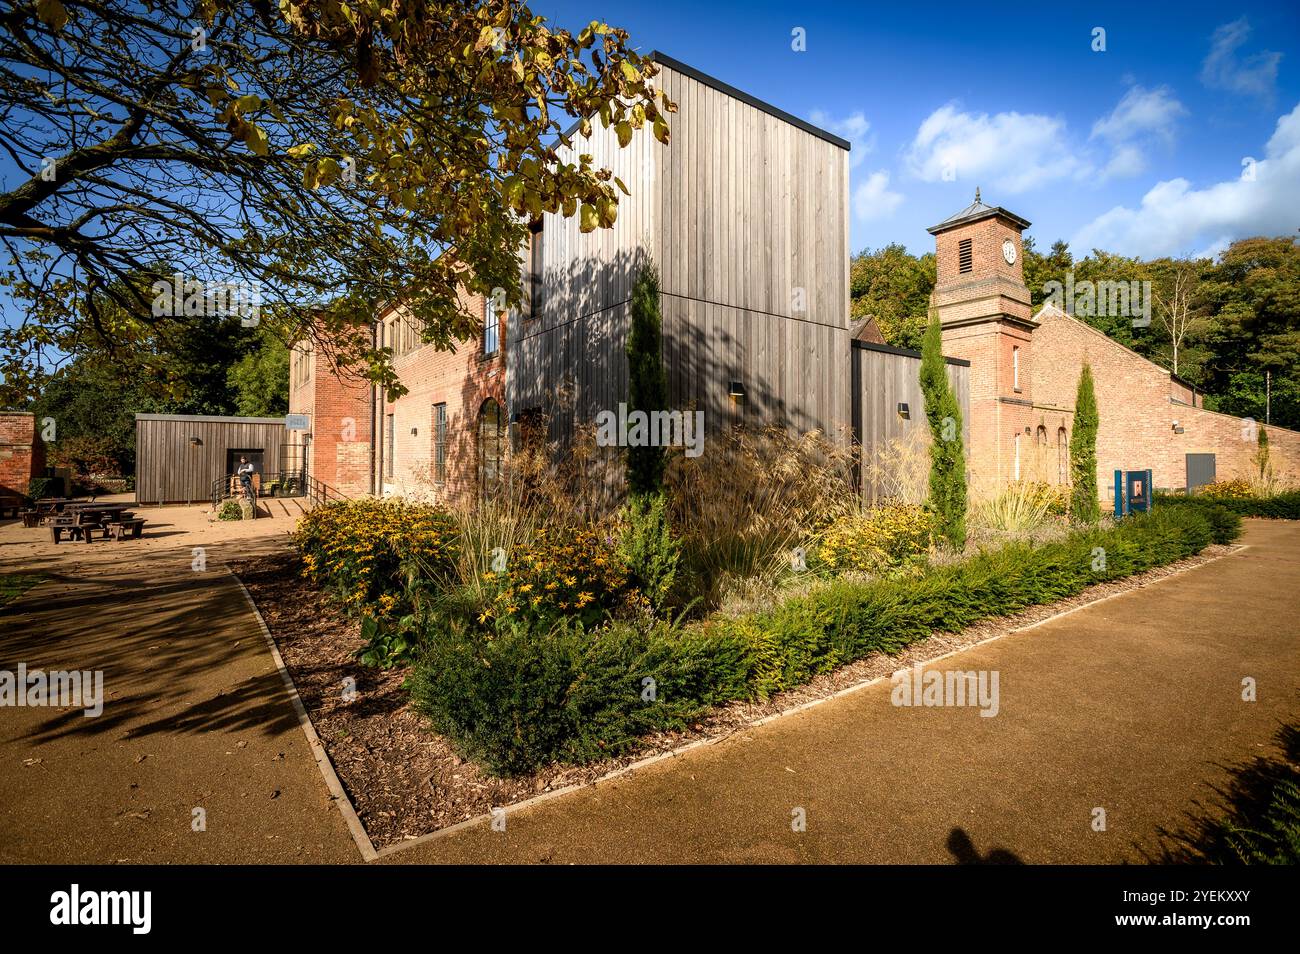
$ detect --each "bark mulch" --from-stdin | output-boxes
[233,542,1237,849]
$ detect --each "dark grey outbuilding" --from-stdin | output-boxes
[134,414,288,504]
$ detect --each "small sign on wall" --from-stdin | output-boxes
[285,413,310,431]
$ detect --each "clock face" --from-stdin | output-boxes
[1002,239,1017,265]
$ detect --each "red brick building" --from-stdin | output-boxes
[287,331,374,499]
[288,286,506,506]
[931,191,1300,499]
[0,411,45,498]
[373,288,506,504]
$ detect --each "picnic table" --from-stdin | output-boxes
[48,504,146,543]
[18,497,81,528]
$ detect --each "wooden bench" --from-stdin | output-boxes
[105,518,146,540]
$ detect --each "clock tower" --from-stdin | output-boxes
[927,190,1037,490]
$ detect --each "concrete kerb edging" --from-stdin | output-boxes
[231,544,1248,864]
[227,567,379,862]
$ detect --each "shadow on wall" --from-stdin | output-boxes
[510,246,835,460]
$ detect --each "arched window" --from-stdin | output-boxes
[1057,427,1069,484]
[478,398,505,496]
[1036,425,1048,446]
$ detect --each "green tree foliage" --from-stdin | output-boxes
[919,311,966,548]
[1069,364,1100,524]
[28,275,275,475]
[848,244,936,350]
[1197,238,1300,427]
[228,328,290,417]
[626,264,668,496]
[0,1,671,404]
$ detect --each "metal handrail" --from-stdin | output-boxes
[209,472,350,510]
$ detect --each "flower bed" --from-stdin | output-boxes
[295,499,459,614]
[409,503,1238,775]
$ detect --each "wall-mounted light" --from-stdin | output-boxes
[1173,426,1185,434]
[188,437,202,447]
[1024,426,1032,434]
[411,427,418,436]
[728,381,747,403]
[897,402,910,419]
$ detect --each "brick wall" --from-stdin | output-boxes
[1032,305,1300,496]
[288,333,374,497]
[0,412,43,497]
[376,288,505,507]
[929,203,1300,500]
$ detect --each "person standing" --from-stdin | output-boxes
[237,456,255,500]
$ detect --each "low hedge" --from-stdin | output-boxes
[1159,490,1298,521]
[410,505,1236,775]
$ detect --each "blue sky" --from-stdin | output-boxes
[537,0,1300,260]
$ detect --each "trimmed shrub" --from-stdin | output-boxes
[815,505,932,573]
[1159,489,1300,522]
[626,263,669,496]
[1069,363,1100,524]
[410,505,1233,775]
[919,311,966,548]
[25,476,54,502]
[217,499,243,521]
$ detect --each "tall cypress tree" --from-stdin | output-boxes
[626,263,668,496]
[919,311,966,549]
[1069,363,1100,523]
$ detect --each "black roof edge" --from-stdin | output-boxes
[852,338,971,367]
[554,53,851,152]
[927,206,1032,235]
[649,52,851,151]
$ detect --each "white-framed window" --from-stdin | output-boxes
[1013,432,1021,480]
[483,296,499,356]
[1013,346,1020,391]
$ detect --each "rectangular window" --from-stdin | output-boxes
[528,220,543,319]
[1013,346,1020,391]
[385,413,395,478]
[958,238,973,273]
[1013,432,1021,480]
[483,297,499,356]
[433,403,447,484]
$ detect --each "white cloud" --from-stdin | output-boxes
[1090,84,1187,179]
[903,103,1085,193]
[810,109,875,168]
[853,170,904,220]
[1091,85,1185,146]
[1201,18,1282,99]
[1070,103,1300,258]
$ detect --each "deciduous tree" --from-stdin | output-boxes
[0,0,671,404]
